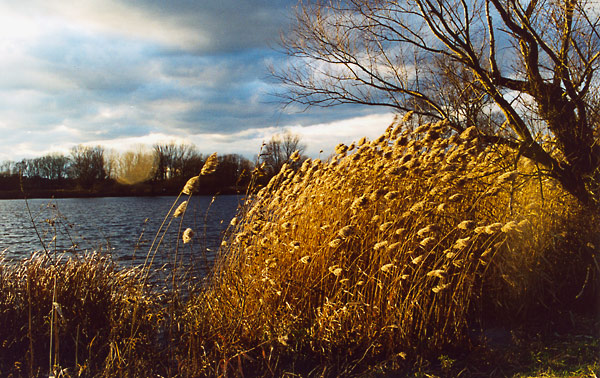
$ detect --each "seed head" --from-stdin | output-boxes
[338,225,356,238]
[420,236,436,249]
[351,196,368,211]
[474,226,486,234]
[374,241,389,250]
[417,224,439,237]
[388,241,402,250]
[386,167,402,175]
[501,221,519,233]
[497,170,519,184]
[459,126,478,140]
[448,194,463,202]
[182,228,194,244]
[484,222,502,234]
[410,201,426,213]
[182,176,200,195]
[399,154,413,164]
[517,219,531,230]
[173,201,188,218]
[413,124,430,134]
[289,150,301,162]
[380,263,395,273]
[369,188,386,201]
[374,135,386,145]
[453,237,471,250]
[457,220,475,230]
[329,239,343,248]
[328,266,343,276]
[384,191,399,201]
[335,143,349,154]
[411,255,424,265]
[432,283,450,293]
[426,269,446,278]
[201,153,218,175]
[379,222,393,232]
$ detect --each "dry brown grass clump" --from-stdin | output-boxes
[179,114,597,376]
[0,253,162,378]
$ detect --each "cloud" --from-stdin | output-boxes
[81,112,397,159]
[6,0,295,53]
[0,0,400,163]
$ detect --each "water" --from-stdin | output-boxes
[0,195,242,271]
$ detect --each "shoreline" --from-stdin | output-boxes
[0,186,245,200]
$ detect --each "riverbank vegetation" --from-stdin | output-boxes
[0,116,597,377]
[0,130,306,199]
[0,144,253,199]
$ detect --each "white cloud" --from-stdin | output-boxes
[285,113,396,157]
[81,112,396,157]
[0,0,398,165]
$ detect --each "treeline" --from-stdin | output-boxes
[0,144,255,198]
[0,132,307,199]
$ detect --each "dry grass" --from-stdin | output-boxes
[0,117,597,377]
[180,114,598,376]
[0,252,162,377]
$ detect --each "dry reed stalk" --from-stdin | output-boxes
[178,115,597,377]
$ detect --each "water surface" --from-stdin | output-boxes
[0,195,241,270]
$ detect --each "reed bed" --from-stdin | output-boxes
[0,117,596,377]
[0,252,162,377]
[181,114,597,376]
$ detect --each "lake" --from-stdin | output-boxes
[0,195,242,271]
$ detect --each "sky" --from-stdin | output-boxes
[0,0,394,162]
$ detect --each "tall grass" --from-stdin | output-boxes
[181,114,597,375]
[0,252,160,377]
[0,117,596,377]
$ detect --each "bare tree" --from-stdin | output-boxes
[260,131,307,175]
[276,0,600,205]
[32,153,70,180]
[153,143,201,180]
[69,145,107,189]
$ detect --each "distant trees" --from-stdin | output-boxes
[112,147,157,185]
[216,154,254,189]
[153,143,201,181]
[0,154,69,180]
[260,131,306,176]
[70,145,107,189]
[0,142,258,196]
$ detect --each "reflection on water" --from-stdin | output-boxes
[0,195,242,272]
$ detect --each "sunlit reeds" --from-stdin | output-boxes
[178,115,596,375]
[0,252,160,377]
[0,117,597,377]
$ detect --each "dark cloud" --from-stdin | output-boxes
[137,0,296,53]
[0,0,392,161]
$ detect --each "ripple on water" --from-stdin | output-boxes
[0,195,241,271]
